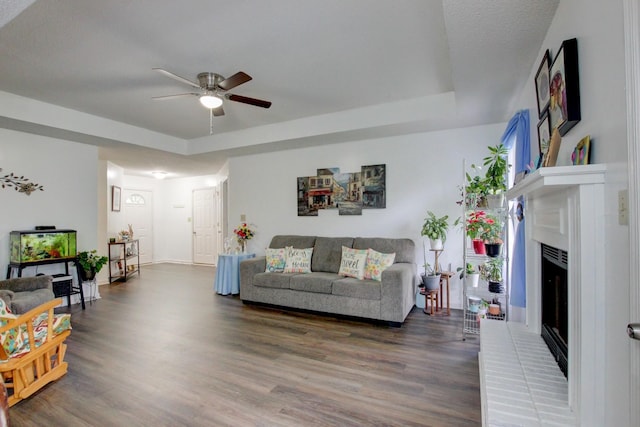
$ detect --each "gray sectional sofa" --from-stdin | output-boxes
[239,235,417,325]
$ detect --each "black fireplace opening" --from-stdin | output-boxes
[541,244,568,378]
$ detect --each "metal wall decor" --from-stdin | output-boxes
[1,168,44,195]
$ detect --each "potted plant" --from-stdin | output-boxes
[422,263,441,291]
[480,257,504,293]
[464,166,488,208]
[479,213,504,257]
[466,210,487,255]
[421,211,449,250]
[463,262,480,288]
[482,143,510,209]
[77,250,108,281]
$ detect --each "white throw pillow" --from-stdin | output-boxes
[338,246,368,280]
[364,249,396,281]
[283,247,313,273]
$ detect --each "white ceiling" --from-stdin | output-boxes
[0,0,558,178]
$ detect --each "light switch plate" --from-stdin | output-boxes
[240,214,246,222]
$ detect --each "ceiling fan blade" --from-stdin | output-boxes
[212,105,225,116]
[218,71,252,91]
[152,93,199,100]
[226,94,272,109]
[153,68,201,89]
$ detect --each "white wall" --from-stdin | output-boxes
[0,128,99,277]
[120,174,219,264]
[228,123,505,308]
[513,1,629,425]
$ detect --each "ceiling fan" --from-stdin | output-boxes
[152,68,272,133]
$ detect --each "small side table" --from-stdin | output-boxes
[214,253,255,295]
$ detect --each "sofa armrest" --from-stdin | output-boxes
[0,276,53,293]
[379,262,417,323]
[240,257,266,300]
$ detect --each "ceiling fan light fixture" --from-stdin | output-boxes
[199,95,223,109]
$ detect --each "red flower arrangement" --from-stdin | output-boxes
[233,223,255,242]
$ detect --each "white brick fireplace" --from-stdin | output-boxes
[480,165,606,426]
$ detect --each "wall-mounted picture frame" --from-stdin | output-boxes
[572,135,591,165]
[537,111,551,167]
[549,38,581,136]
[112,185,121,212]
[534,49,551,118]
[544,128,562,167]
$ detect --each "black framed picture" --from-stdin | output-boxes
[549,38,581,136]
[534,49,551,118]
[537,111,551,166]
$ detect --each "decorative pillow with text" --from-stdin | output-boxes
[265,247,288,273]
[283,247,314,273]
[338,246,368,280]
[364,249,396,281]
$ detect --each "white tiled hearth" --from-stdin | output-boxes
[478,165,606,426]
[480,320,575,426]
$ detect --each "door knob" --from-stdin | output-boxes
[627,323,640,340]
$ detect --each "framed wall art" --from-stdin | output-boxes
[537,111,551,167]
[572,135,591,165]
[112,185,121,212]
[549,38,581,136]
[543,128,562,167]
[534,49,551,118]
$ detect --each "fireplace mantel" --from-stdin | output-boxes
[507,164,606,200]
[504,164,607,425]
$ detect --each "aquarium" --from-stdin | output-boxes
[10,229,77,264]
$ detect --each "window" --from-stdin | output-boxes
[125,193,146,205]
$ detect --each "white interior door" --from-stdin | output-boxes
[193,187,217,265]
[123,189,153,264]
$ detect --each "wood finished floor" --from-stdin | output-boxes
[9,263,481,427]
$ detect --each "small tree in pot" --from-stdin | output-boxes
[482,143,510,208]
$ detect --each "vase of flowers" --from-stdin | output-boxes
[233,223,255,253]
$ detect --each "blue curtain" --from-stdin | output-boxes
[501,109,530,308]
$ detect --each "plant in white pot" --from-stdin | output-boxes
[482,143,511,209]
[421,211,449,250]
[463,262,480,288]
[422,263,441,291]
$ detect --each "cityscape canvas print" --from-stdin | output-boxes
[297,164,386,216]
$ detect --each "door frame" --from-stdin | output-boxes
[624,1,640,425]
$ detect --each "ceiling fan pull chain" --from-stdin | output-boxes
[209,109,213,135]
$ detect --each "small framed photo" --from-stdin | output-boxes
[572,135,591,165]
[544,128,562,167]
[112,185,121,212]
[537,111,551,164]
[534,49,551,118]
[549,38,581,136]
[514,171,527,186]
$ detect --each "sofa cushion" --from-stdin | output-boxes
[270,235,316,249]
[364,249,396,281]
[289,273,337,294]
[331,277,381,300]
[11,289,55,314]
[338,246,368,280]
[312,237,354,273]
[265,247,288,273]
[253,272,295,289]
[283,248,313,273]
[353,237,415,264]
